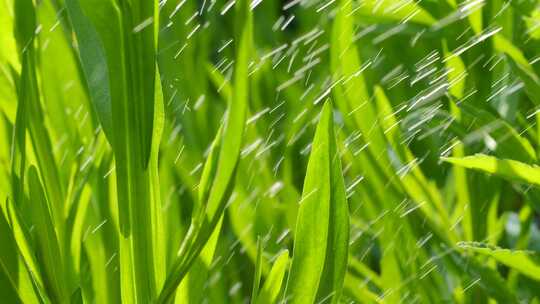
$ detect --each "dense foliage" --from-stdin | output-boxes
[1,0,540,303]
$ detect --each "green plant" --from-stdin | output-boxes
[1,0,540,303]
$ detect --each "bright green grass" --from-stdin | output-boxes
[1,0,540,303]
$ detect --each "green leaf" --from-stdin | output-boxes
[443,42,466,99]
[65,0,113,141]
[13,0,36,54]
[348,257,382,289]
[374,85,451,232]
[70,288,83,304]
[331,0,387,154]
[66,0,160,301]
[157,0,251,301]
[10,51,27,208]
[0,0,18,73]
[0,200,35,303]
[255,250,289,304]
[287,102,349,304]
[151,69,166,291]
[442,154,540,187]
[4,198,47,300]
[175,216,224,304]
[350,0,436,26]
[525,8,540,40]
[458,242,540,281]
[250,237,263,304]
[203,0,251,226]
[16,0,66,245]
[344,272,381,303]
[27,166,67,302]
[494,35,540,106]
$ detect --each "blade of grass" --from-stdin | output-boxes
[250,237,263,304]
[0,200,38,303]
[349,0,436,26]
[286,102,349,304]
[15,0,66,246]
[27,166,67,302]
[66,0,160,301]
[64,0,113,141]
[443,154,540,187]
[255,250,289,304]
[157,0,251,301]
[458,242,540,281]
[5,198,47,300]
[175,216,223,303]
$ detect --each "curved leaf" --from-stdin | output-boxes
[442,154,540,187]
[459,242,540,281]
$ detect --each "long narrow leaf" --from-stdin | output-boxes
[287,102,349,304]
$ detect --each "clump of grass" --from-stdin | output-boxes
[1,0,540,303]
